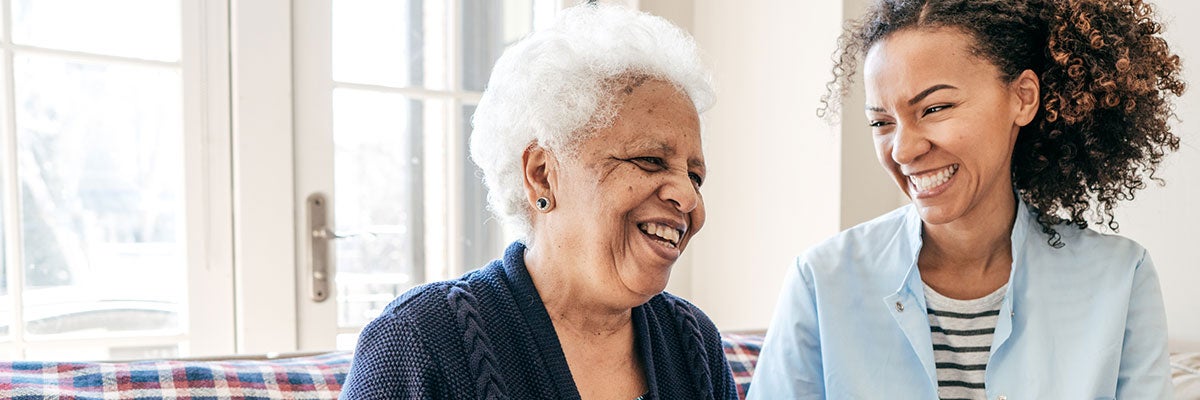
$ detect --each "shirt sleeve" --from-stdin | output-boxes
[745,256,824,399]
[340,311,441,400]
[1115,250,1173,399]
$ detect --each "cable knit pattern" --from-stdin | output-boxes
[669,297,715,400]
[340,242,738,400]
[446,281,510,400]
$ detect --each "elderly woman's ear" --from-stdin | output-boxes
[522,144,557,213]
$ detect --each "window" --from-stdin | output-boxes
[1,0,576,358]
[293,0,559,350]
[0,0,233,360]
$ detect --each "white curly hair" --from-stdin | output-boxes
[469,3,715,241]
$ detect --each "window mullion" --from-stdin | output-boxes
[0,0,29,360]
[291,0,337,352]
[229,0,298,355]
[181,0,235,357]
[421,1,451,283]
[331,81,481,103]
[5,44,178,69]
[444,0,466,279]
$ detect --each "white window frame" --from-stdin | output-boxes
[287,0,579,351]
[228,0,298,354]
[0,0,235,359]
[0,0,656,359]
[289,0,484,351]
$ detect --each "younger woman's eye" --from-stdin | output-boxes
[923,104,951,116]
[867,120,891,128]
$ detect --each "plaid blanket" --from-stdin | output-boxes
[0,352,351,400]
[0,334,766,400]
[721,332,764,399]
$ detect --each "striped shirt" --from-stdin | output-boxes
[924,284,1007,400]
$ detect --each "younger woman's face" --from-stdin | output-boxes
[863,28,1037,227]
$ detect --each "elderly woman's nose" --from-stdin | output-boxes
[890,123,931,165]
[660,172,701,213]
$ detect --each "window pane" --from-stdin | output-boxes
[11,0,181,62]
[460,105,501,269]
[14,55,185,337]
[333,0,431,89]
[336,332,359,351]
[461,0,546,92]
[333,89,424,327]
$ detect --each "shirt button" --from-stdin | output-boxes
[895,301,904,312]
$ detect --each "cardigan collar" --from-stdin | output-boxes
[500,241,581,400]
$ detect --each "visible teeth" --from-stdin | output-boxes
[638,222,681,247]
[909,164,958,191]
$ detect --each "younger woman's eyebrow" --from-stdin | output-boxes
[866,83,960,112]
[907,84,958,106]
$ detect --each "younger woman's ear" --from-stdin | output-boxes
[521,144,557,206]
[1013,69,1040,127]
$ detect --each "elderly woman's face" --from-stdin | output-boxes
[550,78,705,297]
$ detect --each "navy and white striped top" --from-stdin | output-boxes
[925,284,1007,400]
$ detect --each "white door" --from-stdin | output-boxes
[0,0,234,360]
[292,0,563,351]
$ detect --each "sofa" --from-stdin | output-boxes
[1,333,1196,399]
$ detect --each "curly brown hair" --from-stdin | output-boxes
[822,0,1186,247]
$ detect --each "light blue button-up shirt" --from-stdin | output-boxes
[747,200,1172,399]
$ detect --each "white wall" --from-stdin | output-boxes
[646,0,1200,348]
[658,0,847,332]
[1114,0,1200,353]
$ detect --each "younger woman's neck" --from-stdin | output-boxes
[921,191,1017,274]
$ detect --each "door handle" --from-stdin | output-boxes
[307,193,407,302]
[307,192,333,302]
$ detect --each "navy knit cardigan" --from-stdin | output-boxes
[340,242,737,400]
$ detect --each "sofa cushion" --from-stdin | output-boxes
[721,332,764,399]
[1175,352,1200,399]
[4,335,1186,400]
[0,337,762,400]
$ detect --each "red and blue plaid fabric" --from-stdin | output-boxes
[0,352,351,400]
[721,332,764,400]
[1,334,765,399]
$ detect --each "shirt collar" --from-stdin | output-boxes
[886,195,1036,384]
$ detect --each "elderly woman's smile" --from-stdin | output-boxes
[638,221,684,249]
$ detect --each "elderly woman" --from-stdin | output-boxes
[340,4,736,400]
[750,0,1183,398]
